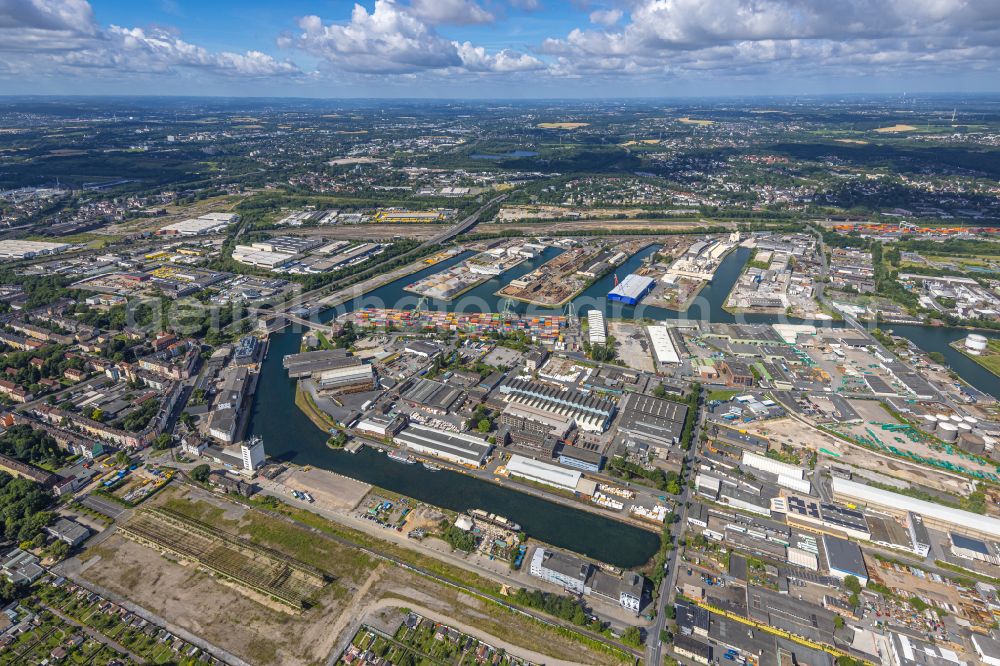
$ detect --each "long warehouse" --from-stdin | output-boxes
[832,477,1000,541]
[646,325,680,365]
[505,454,582,492]
[394,424,492,467]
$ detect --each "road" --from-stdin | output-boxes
[647,388,703,666]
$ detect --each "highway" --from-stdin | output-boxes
[421,193,507,248]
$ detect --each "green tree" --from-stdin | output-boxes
[48,539,70,561]
[152,433,172,450]
[190,464,210,483]
[477,418,492,433]
[621,626,643,648]
[844,575,862,595]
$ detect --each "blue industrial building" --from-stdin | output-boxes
[607,274,655,305]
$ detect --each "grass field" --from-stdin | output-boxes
[536,122,589,129]
[957,338,1000,377]
[678,117,714,125]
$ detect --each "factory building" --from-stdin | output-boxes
[832,477,1000,542]
[499,402,573,439]
[0,239,71,259]
[607,274,655,305]
[403,340,442,359]
[529,547,643,614]
[505,454,582,492]
[316,364,376,394]
[951,533,1000,565]
[499,402,572,457]
[394,424,492,467]
[646,325,681,365]
[557,445,604,472]
[742,450,804,480]
[355,413,408,439]
[616,393,688,448]
[529,547,590,594]
[822,534,868,585]
[400,378,464,414]
[282,349,356,378]
[498,378,616,432]
[783,495,871,541]
[45,518,90,548]
[156,213,237,236]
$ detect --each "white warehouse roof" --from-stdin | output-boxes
[646,325,680,364]
[506,454,582,491]
[832,477,1000,540]
[743,450,805,480]
[588,310,607,345]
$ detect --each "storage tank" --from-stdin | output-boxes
[965,334,988,355]
[936,413,951,423]
[963,416,978,425]
[950,414,964,424]
[921,414,938,431]
[957,422,973,433]
[937,422,959,442]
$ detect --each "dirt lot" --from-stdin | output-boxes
[609,321,654,372]
[276,467,371,511]
[80,534,357,666]
[75,485,627,666]
[746,417,970,495]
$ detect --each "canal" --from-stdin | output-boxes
[248,241,1000,568]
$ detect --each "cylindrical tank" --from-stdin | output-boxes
[922,414,938,429]
[963,416,978,425]
[936,413,952,422]
[950,414,964,424]
[965,334,988,355]
[938,422,959,442]
[957,422,973,433]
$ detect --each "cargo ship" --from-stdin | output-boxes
[387,450,416,464]
[469,508,521,532]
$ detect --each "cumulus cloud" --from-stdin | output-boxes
[0,0,97,51]
[588,8,621,27]
[0,0,300,78]
[286,1,542,75]
[455,42,545,71]
[541,0,1000,79]
[409,0,494,25]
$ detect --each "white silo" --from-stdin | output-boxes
[937,422,959,442]
[965,334,988,355]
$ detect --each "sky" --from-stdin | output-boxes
[1,0,999,98]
